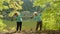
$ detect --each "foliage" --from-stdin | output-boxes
[0,0,23,17]
[8,0,23,10]
[33,0,60,30]
[0,0,8,10]
[7,0,23,17]
[0,19,7,31]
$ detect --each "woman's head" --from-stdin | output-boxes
[14,13,18,16]
[14,12,20,16]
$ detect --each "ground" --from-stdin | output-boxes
[0,30,60,34]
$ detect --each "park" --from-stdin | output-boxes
[0,0,60,34]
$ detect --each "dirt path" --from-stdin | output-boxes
[0,30,60,34]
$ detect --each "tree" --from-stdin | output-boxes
[8,0,23,17]
[1,0,23,17]
[0,0,8,11]
[33,0,60,30]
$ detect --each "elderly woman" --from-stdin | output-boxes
[33,12,42,31]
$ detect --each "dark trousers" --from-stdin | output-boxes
[16,22,22,31]
[36,21,42,31]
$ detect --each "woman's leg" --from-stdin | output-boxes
[40,21,42,31]
[36,22,40,31]
[16,22,19,31]
[19,22,22,31]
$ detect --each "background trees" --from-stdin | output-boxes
[0,0,60,31]
[33,0,60,30]
[0,0,23,20]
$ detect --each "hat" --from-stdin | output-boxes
[34,12,37,14]
[33,12,38,15]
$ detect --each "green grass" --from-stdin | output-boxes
[22,20,36,30]
[0,19,36,31]
[0,19,60,32]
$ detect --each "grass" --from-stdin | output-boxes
[0,19,36,31]
[22,20,36,30]
[0,19,60,32]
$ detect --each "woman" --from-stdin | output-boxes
[33,12,42,31]
[14,12,22,32]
